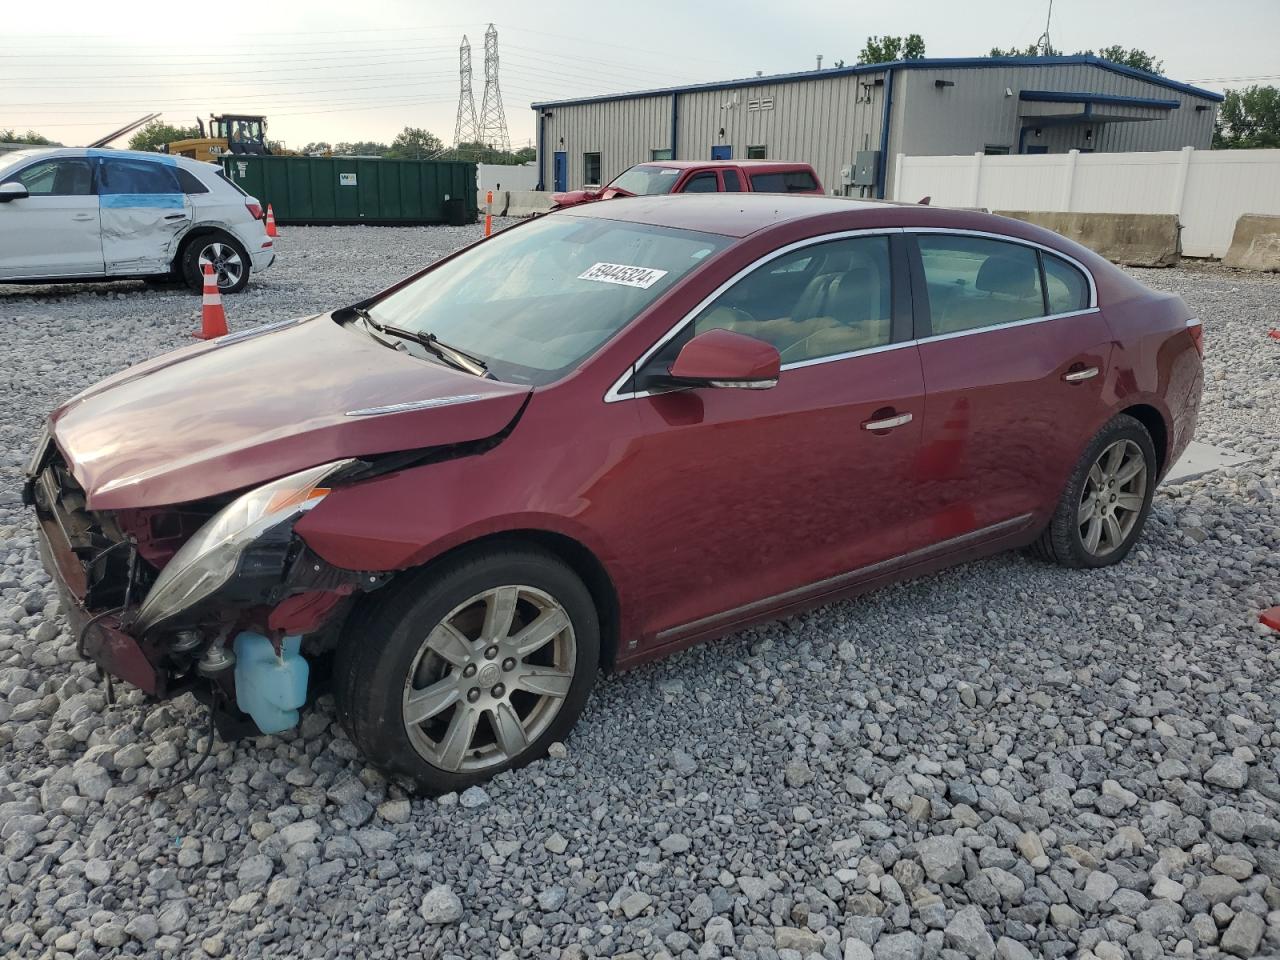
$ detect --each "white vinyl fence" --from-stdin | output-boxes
[477,162,538,194]
[892,147,1280,258]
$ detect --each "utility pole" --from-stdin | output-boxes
[453,35,480,148]
[479,23,511,153]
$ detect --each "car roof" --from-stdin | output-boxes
[0,146,216,173]
[629,160,813,171]
[559,192,899,237]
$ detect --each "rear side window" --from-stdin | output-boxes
[749,170,818,193]
[216,170,250,197]
[681,172,719,193]
[175,168,209,194]
[1042,253,1090,314]
[100,158,181,194]
[917,235,1045,335]
[722,169,742,192]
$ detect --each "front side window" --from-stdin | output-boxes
[3,158,94,196]
[368,215,730,386]
[100,158,181,195]
[583,152,602,185]
[917,235,1045,335]
[680,172,719,193]
[1043,253,1090,314]
[609,164,680,195]
[690,236,893,365]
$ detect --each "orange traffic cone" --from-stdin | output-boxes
[194,263,228,340]
[265,203,279,238]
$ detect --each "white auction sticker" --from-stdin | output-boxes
[578,262,669,289]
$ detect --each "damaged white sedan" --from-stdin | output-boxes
[0,147,274,293]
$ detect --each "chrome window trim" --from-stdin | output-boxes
[903,225,1099,308]
[604,225,1101,403]
[604,227,904,403]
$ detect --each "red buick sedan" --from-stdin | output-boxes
[27,194,1203,792]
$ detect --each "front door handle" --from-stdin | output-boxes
[163,213,187,220]
[71,213,95,221]
[1062,366,1099,382]
[862,411,913,431]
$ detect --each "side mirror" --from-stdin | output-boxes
[659,328,780,390]
[0,182,29,203]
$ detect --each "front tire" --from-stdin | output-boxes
[180,234,251,294]
[333,545,599,794]
[1032,413,1157,568]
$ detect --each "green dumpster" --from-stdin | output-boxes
[221,155,478,226]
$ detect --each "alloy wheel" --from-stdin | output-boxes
[197,242,244,290]
[401,585,577,772]
[1078,438,1148,557]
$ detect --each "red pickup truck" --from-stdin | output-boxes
[551,160,824,208]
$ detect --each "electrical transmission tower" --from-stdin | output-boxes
[453,35,480,147]
[478,23,511,153]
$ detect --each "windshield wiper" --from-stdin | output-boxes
[350,307,492,379]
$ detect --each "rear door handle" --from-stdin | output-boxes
[862,412,913,431]
[71,213,95,221]
[1062,366,1099,382]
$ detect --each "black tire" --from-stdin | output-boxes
[180,233,251,294]
[333,544,600,794]
[1031,413,1158,568]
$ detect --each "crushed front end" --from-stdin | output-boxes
[24,433,386,730]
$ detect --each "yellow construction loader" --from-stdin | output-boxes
[166,115,270,162]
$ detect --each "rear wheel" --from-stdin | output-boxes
[180,234,250,294]
[1032,413,1157,568]
[333,546,599,794]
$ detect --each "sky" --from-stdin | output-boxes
[6,0,1278,150]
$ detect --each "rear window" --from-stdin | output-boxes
[749,170,819,193]
[175,168,209,194]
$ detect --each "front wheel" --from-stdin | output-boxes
[333,546,599,794]
[1032,413,1157,568]
[181,234,251,294]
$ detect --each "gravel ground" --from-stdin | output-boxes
[1,230,1278,960]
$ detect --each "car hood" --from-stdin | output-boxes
[51,315,531,509]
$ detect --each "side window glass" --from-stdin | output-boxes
[175,168,210,194]
[100,159,182,195]
[5,159,94,196]
[1043,253,1090,314]
[722,169,742,192]
[691,236,893,364]
[917,235,1044,335]
[681,173,718,193]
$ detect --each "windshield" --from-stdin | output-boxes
[607,165,682,196]
[367,215,730,385]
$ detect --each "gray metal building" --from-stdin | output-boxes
[531,56,1223,198]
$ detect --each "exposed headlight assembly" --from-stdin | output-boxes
[135,459,352,632]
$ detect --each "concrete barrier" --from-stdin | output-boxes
[1223,215,1280,272]
[504,190,555,217]
[994,211,1181,268]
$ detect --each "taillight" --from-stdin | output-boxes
[245,201,264,221]
[1186,318,1204,357]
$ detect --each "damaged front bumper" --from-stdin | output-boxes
[25,441,387,715]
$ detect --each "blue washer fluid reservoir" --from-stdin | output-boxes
[233,632,309,734]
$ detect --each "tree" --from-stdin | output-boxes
[0,129,55,145]
[127,120,200,153]
[1215,85,1280,149]
[332,141,390,157]
[386,127,444,159]
[300,141,333,156]
[857,34,926,66]
[988,43,1164,75]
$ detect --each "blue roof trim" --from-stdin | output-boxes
[529,55,1225,110]
[1020,90,1179,109]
